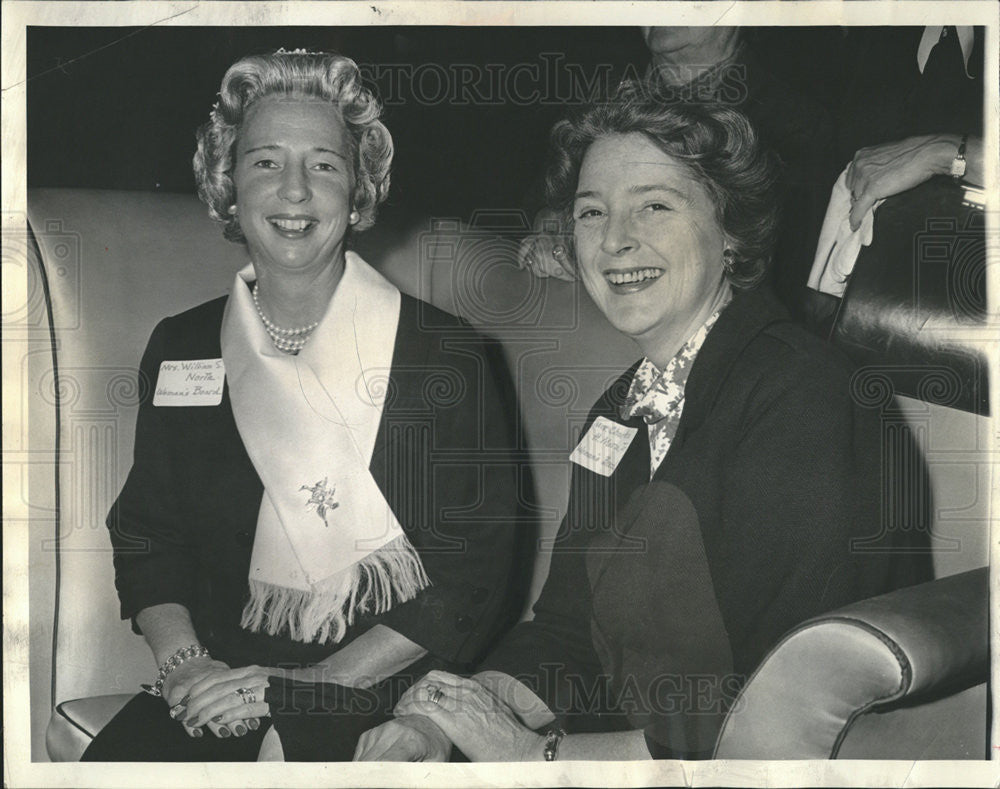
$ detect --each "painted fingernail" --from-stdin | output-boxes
[212,715,223,723]
[192,728,204,738]
[234,724,246,736]
[219,727,231,737]
[247,719,260,730]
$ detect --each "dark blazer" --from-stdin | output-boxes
[108,292,532,672]
[480,290,931,757]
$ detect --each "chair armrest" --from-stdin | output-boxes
[714,567,987,759]
[46,694,134,761]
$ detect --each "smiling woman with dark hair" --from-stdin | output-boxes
[354,82,928,763]
[82,49,525,762]
[542,93,780,291]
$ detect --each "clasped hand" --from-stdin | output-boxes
[162,659,271,739]
[354,670,544,762]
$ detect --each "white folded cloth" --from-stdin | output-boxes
[807,168,885,298]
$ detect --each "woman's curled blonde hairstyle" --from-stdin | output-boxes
[193,50,392,242]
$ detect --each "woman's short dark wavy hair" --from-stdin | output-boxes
[545,81,780,290]
[193,50,392,242]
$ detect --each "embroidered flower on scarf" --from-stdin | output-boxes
[301,477,339,525]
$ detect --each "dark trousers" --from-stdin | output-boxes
[81,692,270,761]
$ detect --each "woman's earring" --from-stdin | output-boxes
[349,210,360,225]
[722,249,736,276]
[228,204,238,216]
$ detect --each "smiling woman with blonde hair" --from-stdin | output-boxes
[82,49,525,762]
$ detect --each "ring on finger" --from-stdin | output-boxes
[552,245,566,259]
[236,686,257,705]
[425,684,444,705]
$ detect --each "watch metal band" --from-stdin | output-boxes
[543,728,566,761]
[951,133,969,179]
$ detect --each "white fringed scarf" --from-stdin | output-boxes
[220,253,430,644]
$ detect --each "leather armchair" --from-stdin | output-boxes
[715,567,988,759]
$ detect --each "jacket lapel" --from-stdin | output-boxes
[662,290,790,462]
[367,296,418,493]
[592,291,791,569]
[582,363,650,585]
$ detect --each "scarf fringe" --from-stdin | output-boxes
[240,533,431,644]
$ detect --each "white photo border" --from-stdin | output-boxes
[3,2,998,787]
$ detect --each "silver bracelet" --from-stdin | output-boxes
[143,644,210,697]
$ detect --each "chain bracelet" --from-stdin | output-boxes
[144,644,210,697]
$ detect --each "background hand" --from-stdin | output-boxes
[353,715,453,761]
[845,135,957,231]
[516,233,576,282]
[393,670,543,762]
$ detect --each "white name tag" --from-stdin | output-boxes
[569,416,638,477]
[153,359,225,407]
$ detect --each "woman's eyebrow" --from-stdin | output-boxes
[242,144,280,155]
[574,185,691,203]
[314,148,348,160]
[241,144,347,160]
[629,184,690,202]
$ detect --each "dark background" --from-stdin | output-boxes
[26,26,845,221]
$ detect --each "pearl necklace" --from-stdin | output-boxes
[252,283,319,353]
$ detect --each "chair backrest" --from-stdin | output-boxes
[26,190,249,762]
[827,178,991,580]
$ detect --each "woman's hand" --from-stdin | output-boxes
[353,715,453,762]
[517,233,576,282]
[517,207,575,282]
[393,670,545,762]
[176,664,272,738]
[161,656,236,739]
[845,134,959,231]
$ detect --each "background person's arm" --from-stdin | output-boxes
[846,133,983,229]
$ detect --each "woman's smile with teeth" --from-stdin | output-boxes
[605,267,663,285]
[270,217,315,232]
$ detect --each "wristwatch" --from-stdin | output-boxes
[950,134,968,180]
[543,728,566,761]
